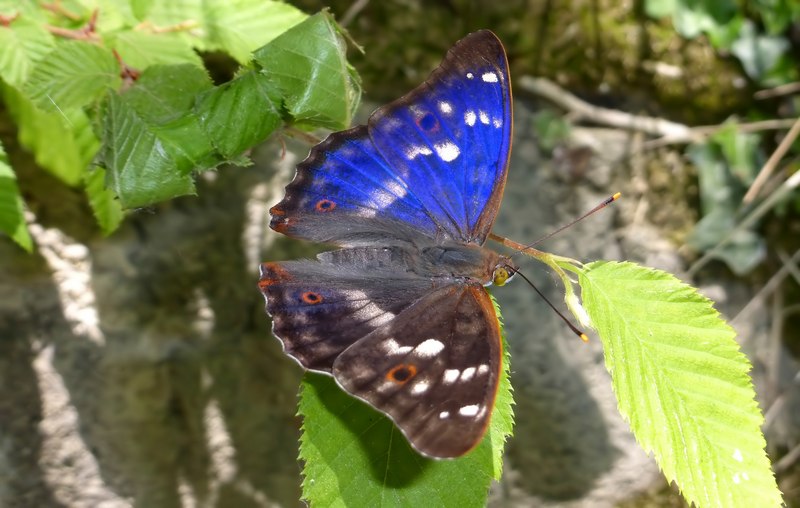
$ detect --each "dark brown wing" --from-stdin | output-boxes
[333,285,503,458]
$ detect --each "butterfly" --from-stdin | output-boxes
[259,30,515,459]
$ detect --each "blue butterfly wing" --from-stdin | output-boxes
[368,30,512,243]
[270,30,511,245]
[271,125,443,245]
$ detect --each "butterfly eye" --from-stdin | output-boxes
[301,291,323,304]
[492,266,510,286]
[314,199,336,212]
[386,363,418,384]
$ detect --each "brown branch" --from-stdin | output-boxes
[0,12,19,27]
[742,116,800,203]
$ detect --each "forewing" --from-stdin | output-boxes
[270,30,512,246]
[259,248,434,372]
[367,30,512,243]
[332,285,503,458]
[270,126,445,245]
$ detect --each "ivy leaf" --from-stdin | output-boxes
[297,293,513,506]
[253,11,361,130]
[24,41,121,112]
[579,261,783,508]
[0,141,32,251]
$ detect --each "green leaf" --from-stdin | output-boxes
[99,92,196,208]
[204,0,307,64]
[195,70,282,159]
[84,167,124,235]
[0,17,56,87]
[109,29,204,69]
[730,20,790,82]
[119,64,217,172]
[24,41,121,111]
[253,11,361,130]
[672,0,737,39]
[686,140,765,274]
[579,261,782,508]
[298,292,513,507]
[0,141,32,251]
[644,0,677,19]
[1,84,98,186]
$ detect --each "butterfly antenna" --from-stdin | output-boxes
[512,268,589,342]
[493,193,620,259]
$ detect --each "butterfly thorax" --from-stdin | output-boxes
[416,241,516,287]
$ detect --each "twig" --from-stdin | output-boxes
[46,8,99,41]
[518,76,693,139]
[41,0,82,21]
[774,441,800,474]
[284,127,322,146]
[687,171,800,277]
[519,76,798,149]
[0,11,19,26]
[340,0,370,27]
[755,81,800,100]
[742,116,800,203]
[732,248,800,326]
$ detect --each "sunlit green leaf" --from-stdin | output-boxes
[204,0,307,64]
[579,261,782,508]
[253,11,361,130]
[109,29,203,69]
[24,41,121,111]
[0,17,55,87]
[1,84,98,186]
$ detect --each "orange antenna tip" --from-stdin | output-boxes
[579,333,589,343]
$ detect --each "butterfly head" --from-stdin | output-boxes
[491,257,517,287]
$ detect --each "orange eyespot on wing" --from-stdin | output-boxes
[258,262,293,289]
[315,199,336,212]
[301,291,323,304]
[386,363,417,384]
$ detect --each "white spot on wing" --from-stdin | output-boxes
[466,72,474,79]
[482,71,498,83]
[477,364,490,376]
[479,111,490,125]
[381,337,413,355]
[412,380,430,394]
[368,179,409,212]
[406,145,433,160]
[493,118,503,128]
[464,110,476,126]
[439,411,450,419]
[439,101,452,114]
[461,367,476,381]
[459,404,480,417]
[434,141,460,162]
[415,338,445,357]
[443,369,460,384]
